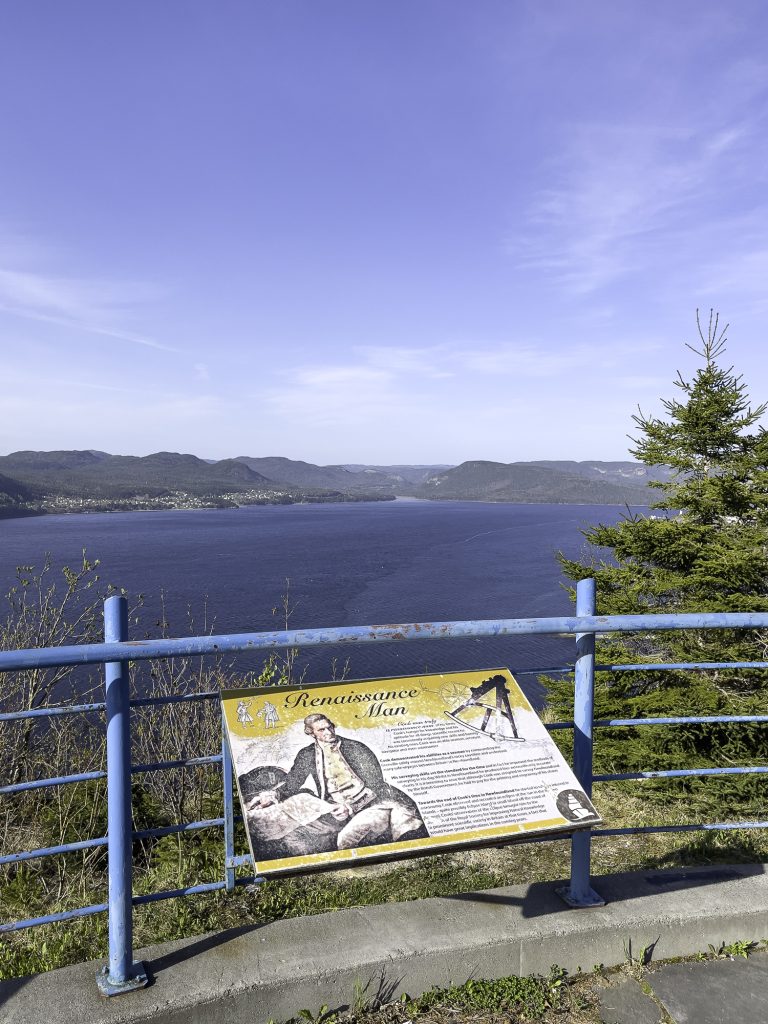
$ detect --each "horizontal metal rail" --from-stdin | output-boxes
[0,902,110,933]
[596,661,768,672]
[1,755,223,795]
[546,713,768,731]
[594,821,768,837]
[15,716,761,793]
[593,766,768,782]
[7,705,767,730]
[130,691,220,708]
[9,811,768,934]
[0,876,260,934]
[133,818,225,841]
[0,701,106,722]
[0,818,227,867]
[226,853,252,869]
[5,658,768,722]
[133,880,234,906]
[595,715,768,727]
[131,754,222,774]
[1,770,106,795]
[4,610,768,673]
[0,691,221,723]
[0,836,109,866]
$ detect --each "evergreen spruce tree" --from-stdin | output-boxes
[549,311,768,816]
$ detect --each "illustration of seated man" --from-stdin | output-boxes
[239,763,339,859]
[244,713,428,855]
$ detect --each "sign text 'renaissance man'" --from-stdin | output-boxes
[284,687,420,720]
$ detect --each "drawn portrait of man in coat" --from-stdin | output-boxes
[240,713,428,861]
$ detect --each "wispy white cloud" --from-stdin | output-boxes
[295,365,393,388]
[512,47,768,300]
[696,246,768,301]
[0,239,174,351]
[262,336,663,426]
[0,303,174,351]
[0,384,226,454]
[364,339,659,378]
[263,363,406,427]
[0,268,141,319]
[0,357,216,403]
[514,122,750,294]
[457,342,596,377]
[359,345,455,379]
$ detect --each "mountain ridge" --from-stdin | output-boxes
[0,450,666,516]
[418,460,661,504]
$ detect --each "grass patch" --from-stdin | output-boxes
[404,968,570,1019]
[279,965,599,1024]
[277,940,768,1024]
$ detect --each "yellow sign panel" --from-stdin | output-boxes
[221,668,601,876]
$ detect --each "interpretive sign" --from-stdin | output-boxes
[221,668,601,876]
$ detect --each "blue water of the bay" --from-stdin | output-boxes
[0,500,636,705]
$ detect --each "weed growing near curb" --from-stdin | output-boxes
[283,966,592,1024]
[278,940,768,1024]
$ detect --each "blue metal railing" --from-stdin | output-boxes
[1,580,768,993]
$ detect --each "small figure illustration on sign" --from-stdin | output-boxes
[556,788,597,822]
[236,700,254,726]
[256,700,279,728]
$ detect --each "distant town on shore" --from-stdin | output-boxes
[0,450,673,519]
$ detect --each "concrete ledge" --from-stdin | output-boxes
[3,863,768,1024]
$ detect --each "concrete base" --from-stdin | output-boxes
[2,863,768,1024]
[95,963,149,997]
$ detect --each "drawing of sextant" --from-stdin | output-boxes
[445,674,525,743]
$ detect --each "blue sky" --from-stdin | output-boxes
[2,1,767,464]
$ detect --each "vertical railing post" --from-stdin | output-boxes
[557,577,605,907]
[96,595,148,996]
[222,708,236,891]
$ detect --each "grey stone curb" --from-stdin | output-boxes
[2,863,767,1024]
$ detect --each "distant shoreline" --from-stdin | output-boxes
[0,496,395,521]
[0,496,650,522]
[0,508,48,521]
